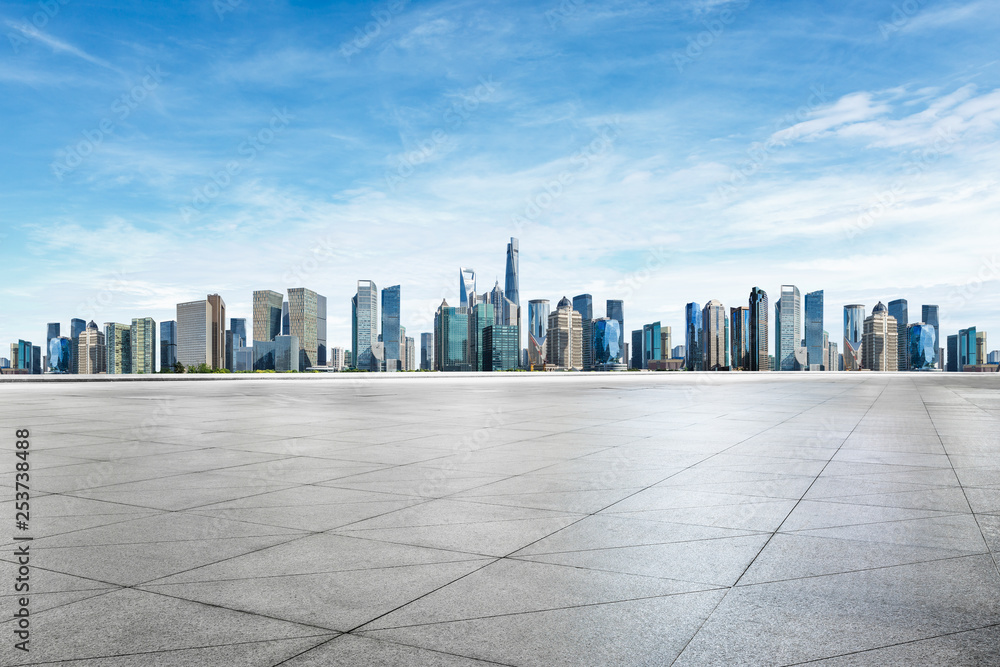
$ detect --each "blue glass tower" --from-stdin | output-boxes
[749,287,769,371]
[382,285,401,370]
[908,323,938,370]
[805,290,824,369]
[594,318,623,368]
[922,305,940,368]
[685,302,702,371]
[642,321,662,366]
[160,320,177,371]
[843,304,865,371]
[70,317,86,373]
[888,299,908,371]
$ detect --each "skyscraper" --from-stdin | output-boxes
[105,323,132,375]
[702,300,728,371]
[459,268,477,309]
[352,280,379,371]
[642,321,662,368]
[131,317,156,374]
[888,299,909,371]
[862,302,898,371]
[46,323,60,372]
[958,327,979,369]
[287,287,322,369]
[160,320,177,372]
[775,285,801,371]
[226,317,247,371]
[177,295,226,370]
[528,299,550,368]
[631,330,642,369]
[405,336,416,371]
[49,337,72,373]
[947,334,959,372]
[505,237,520,365]
[606,300,624,345]
[843,304,865,371]
[685,302,702,371]
[252,290,284,343]
[546,297,583,370]
[483,325,519,371]
[434,300,471,371]
[922,305,940,368]
[420,332,434,370]
[469,302,495,371]
[593,318,625,369]
[253,335,299,372]
[317,295,327,366]
[381,285,401,371]
[731,306,751,370]
[805,290,824,370]
[573,294,594,371]
[908,323,938,371]
[749,287,769,371]
[77,321,106,374]
[70,317,86,374]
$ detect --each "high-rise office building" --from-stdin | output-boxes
[288,287,322,370]
[434,300,471,372]
[381,285,401,371]
[921,305,940,369]
[405,336,415,371]
[805,290,824,370]
[573,294,594,371]
[947,334,959,372]
[908,323,938,370]
[225,317,247,371]
[685,302,702,371]
[78,321,106,374]
[281,301,290,336]
[131,317,156,374]
[546,297,583,370]
[317,294,327,366]
[977,331,987,368]
[483,325,519,371]
[528,299,550,368]
[31,346,40,375]
[672,344,685,360]
[505,237,520,366]
[631,330,642,369]
[749,287,769,371]
[70,317,86,374]
[253,290,284,343]
[253,335,300,372]
[862,302,898,371]
[775,285,801,371]
[702,300,728,371]
[160,320,177,372]
[843,304,865,371]
[352,280,379,371]
[888,299,909,371]
[420,332,434,370]
[470,302,495,371]
[958,327,978,369]
[606,300,624,345]
[105,323,132,375]
[459,268,477,309]
[730,306,750,370]
[45,323,60,372]
[49,337,71,373]
[642,321,662,368]
[329,346,346,371]
[827,340,839,372]
[176,294,226,369]
[593,318,625,370]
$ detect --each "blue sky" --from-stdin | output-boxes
[2,0,999,355]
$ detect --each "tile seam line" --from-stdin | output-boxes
[668,376,888,666]
[917,376,1000,578]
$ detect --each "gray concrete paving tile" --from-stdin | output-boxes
[361,589,728,666]
[785,514,989,554]
[190,497,428,532]
[282,634,502,666]
[799,625,1000,666]
[779,499,961,532]
[604,499,798,532]
[675,555,1000,665]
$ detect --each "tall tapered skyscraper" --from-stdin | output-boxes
[505,237,520,366]
[844,304,865,371]
[749,287,769,371]
[459,268,477,309]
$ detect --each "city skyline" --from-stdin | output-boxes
[1,2,998,352]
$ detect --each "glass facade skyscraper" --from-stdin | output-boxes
[947,334,959,372]
[959,327,979,369]
[420,332,434,370]
[49,336,71,373]
[505,237,520,366]
[573,294,594,371]
[908,323,938,370]
[317,294,327,366]
[352,280,379,371]
[606,300,624,344]
[252,290,283,343]
[130,317,156,374]
[160,320,177,372]
[70,317,86,374]
[805,289,824,369]
[685,302,702,371]
[483,324,519,371]
[749,287,769,371]
[381,285,401,371]
[459,268,477,309]
[593,317,624,368]
[843,304,865,371]
[253,335,300,372]
[731,306,751,370]
[105,323,132,375]
[922,305,940,368]
[287,288,322,368]
[46,322,60,372]
[434,301,471,372]
[470,302,494,371]
[776,285,801,371]
[702,300,728,371]
[527,299,549,368]
[888,299,908,371]
[642,321,661,367]
[226,317,247,371]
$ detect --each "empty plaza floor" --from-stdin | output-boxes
[1,372,999,666]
